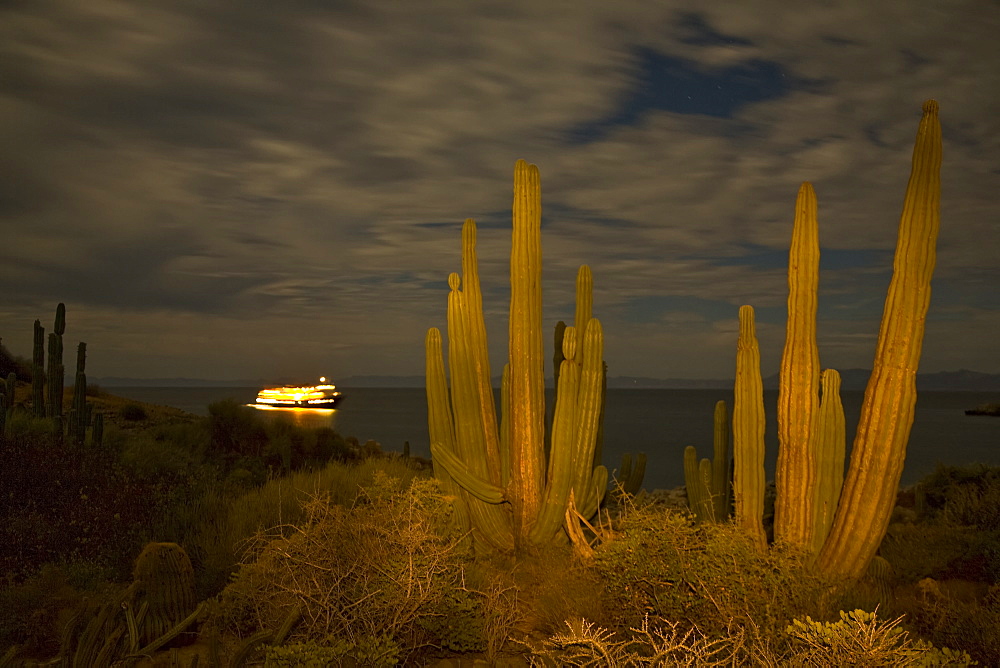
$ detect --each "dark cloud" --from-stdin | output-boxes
[1,0,997,380]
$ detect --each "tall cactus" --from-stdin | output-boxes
[816,100,942,579]
[70,342,90,445]
[774,183,821,550]
[733,305,767,551]
[732,101,942,578]
[46,303,66,421]
[32,320,45,417]
[427,160,607,551]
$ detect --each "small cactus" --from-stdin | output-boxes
[131,542,197,647]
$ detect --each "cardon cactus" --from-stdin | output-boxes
[733,305,767,551]
[426,160,607,552]
[47,303,66,421]
[732,101,942,578]
[32,319,45,417]
[816,100,943,579]
[774,182,821,550]
[70,341,89,445]
[131,542,197,646]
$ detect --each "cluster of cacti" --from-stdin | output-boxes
[426,159,608,552]
[24,303,102,444]
[683,400,731,522]
[131,541,198,646]
[732,100,942,579]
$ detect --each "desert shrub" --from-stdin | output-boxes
[265,634,401,667]
[785,608,973,666]
[879,523,984,583]
[914,464,1000,529]
[208,473,468,663]
[206,398,267,458]
[907,581,1000,666]
[524,615,746,667]
[119,402,148,421]
[120,433,200,478]
[594,503,828,640]
[0,421,159,580]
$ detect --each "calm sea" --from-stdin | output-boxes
[109,386,1000,490]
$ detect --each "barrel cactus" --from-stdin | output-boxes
[131,542,197,646]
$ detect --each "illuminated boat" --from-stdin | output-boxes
[254,377,344,409]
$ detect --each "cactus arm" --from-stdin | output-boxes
[811,368,845,555]
[733,305,768,550]
[774,182,821,549]
[530,317,605,545]
[461,219,503,481]
[429,441,506,504]
[426,328,460,485]
[508,159,546,540]
[818,100,942,579]
[530,356,580,543]
[577,464,609,520]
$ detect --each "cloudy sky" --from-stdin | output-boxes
[1,1,997,382]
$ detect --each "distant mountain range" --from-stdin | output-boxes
[93,369,1000,392]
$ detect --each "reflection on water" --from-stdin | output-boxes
[248,404,339,430]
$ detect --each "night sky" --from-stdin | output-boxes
[1,2,997,382]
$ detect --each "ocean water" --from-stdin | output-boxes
[109,386,1000,490]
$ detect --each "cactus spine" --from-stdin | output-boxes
[733,305,767,551]
[816,100,942,579]
[427,160,607,551]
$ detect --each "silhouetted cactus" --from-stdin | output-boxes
[31,319,45,417]
[46,303,66,420]
[69,341,90,444]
